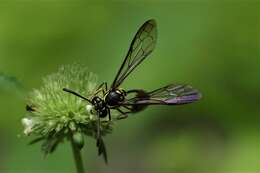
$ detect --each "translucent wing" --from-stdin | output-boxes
[122,84,201,105]
[111,19,157,88]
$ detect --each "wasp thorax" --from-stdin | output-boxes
[105,89,125,106]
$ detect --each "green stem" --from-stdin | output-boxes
[71,139,85,173]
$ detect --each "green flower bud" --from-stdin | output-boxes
[72,132,84,150]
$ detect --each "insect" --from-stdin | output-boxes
[63,19,201,162]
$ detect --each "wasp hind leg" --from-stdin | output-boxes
[115,108,131,120]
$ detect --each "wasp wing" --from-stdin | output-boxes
[111,19,157,88]
[122,84,201,105]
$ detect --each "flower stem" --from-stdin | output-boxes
[71,139,85,173]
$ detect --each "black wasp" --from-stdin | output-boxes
[63,19,201,162]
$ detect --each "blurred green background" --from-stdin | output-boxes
[0,1,259,173]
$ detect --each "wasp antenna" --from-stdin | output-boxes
[62,88,92,103]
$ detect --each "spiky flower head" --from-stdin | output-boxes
[22,64,114,154]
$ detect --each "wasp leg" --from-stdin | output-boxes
[102,82,108,96]
[94,82,108,97]
[93,89,102,96]
[107,107,111,121]
[105,82,108,91]
[96,112,101,146]
[97,137,108,164]
[94,82,105,95]
[96,82,105,91]
[95,113,108,164]
[122,105,133,111]
[116,108,131,120]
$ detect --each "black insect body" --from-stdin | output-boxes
[63,19,201,163]
[105,89,125,107]
[26,105,35,112]
[92,96,108,118]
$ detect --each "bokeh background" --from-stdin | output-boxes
[0,1,259,173]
